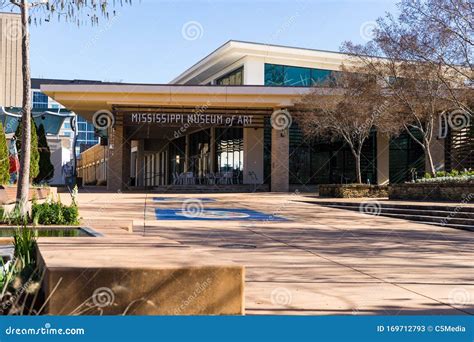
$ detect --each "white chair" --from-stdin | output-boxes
[177,172,185,185]
[223,171,233,185]
[185,172,195,185]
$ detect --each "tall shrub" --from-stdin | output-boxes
[0,123,10,185]
[35,124,54,184]
[16,121,39,182]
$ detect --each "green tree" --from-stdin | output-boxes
[15,120,39,182]
[0,123,10,185]
[35,124,54,184]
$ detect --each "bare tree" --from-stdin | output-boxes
[0,0,132,214]
[294,69,385,184]
[342,0,472,175]
[343,42,467,175]
[373,0,473,110]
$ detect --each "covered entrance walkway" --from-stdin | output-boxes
[42,83,328,192]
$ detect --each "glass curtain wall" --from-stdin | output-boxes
[264,64,337,86]
[189,129,211,178]
[264,121,378,185]
[168,137,186,179]
[215,127,244,183]
[216,67,243,85]
[389,131,425,183]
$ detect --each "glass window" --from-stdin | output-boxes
[216,67,243,85]
[169,137,186,176]
[311,69,334,85]
[32,91,49,109]
[284,66,311,86]
[264,64,284,86]
[265,64,339,87]
[189,129,211,178]
[215,127,244,183]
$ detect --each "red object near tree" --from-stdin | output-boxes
[9,155,19,174]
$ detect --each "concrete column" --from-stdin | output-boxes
[243,127,264,184]
[243,56,265,85]
[107,124,131,192]
[185,134,190,172]
[271,127,289,192]
[210,127,216,172]
[376,132,390,185]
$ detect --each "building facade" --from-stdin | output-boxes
[0,13,22,108]
[42,41,461,192]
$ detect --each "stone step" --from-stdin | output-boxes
[152,184,269,193]
[309,200,474,213]
[302,201,474,231]
[323,203,474,219]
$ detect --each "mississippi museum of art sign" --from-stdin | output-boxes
[126,112,257,127]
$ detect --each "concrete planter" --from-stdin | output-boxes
[389,183,474,201]
[0,186,57,205]
[319,184,389,198]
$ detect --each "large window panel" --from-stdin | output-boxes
[264,64,285,86]
[265,63,339,87]
[215,127,244,183]
[311,69,334,85]
[284,66,311,86]
[216,67,243,85]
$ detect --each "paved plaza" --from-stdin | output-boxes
[74,190,474,315]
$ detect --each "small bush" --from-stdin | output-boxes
[31,197,79,226]
[61,204,79,225]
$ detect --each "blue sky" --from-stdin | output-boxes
[30,0,399,83]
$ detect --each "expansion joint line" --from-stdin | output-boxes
[245,227,472,315]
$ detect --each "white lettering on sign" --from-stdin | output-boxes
[129,113,253,126]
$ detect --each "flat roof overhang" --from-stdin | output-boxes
[41,84,339,122]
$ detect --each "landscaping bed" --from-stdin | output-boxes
[319,184,389,198]
[0,186,57,205]
[389,182,474,201]
[390,170,474,201]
